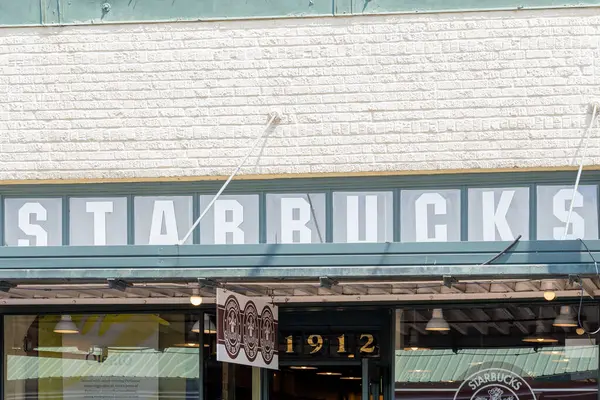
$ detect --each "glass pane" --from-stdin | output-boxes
[4,313,200,400]
[202,312,253,399]
[395,303,599,399]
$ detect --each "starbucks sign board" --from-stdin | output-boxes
[2,184,598,246]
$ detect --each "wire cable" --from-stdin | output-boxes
[178,114,279,245]
[575,238,600,335]
[481,234,522,265]
[562,104,599,239]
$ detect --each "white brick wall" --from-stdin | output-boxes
[1,8,599,181]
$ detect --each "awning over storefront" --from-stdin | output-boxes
[0,240,598,304]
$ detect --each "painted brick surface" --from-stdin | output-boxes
[0,9,599,180]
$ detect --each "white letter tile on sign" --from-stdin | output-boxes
[69,198,128,246]
[468,187,529,241]
[134,196,193,245]
[266,193,326,244]
[5,198,62,247]
[537,185,598,240]
[332,191,393,243]
[400,189,461,243]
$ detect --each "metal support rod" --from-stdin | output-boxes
[563,104,598,240]
[597,306,600,400]
[0,315,4,400]
[261,368,270,400]
[198,312,204,400]
[179,114,278,245]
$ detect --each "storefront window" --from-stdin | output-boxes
[202,312,253,399]
[4,313,201,400]
[395,303,599,399]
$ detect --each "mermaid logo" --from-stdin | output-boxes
[454,368,536,400]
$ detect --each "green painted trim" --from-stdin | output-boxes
[393,188,400,243]
[61,0,332,25]
[334,0,354,14]
[353,0,600,14]
[193,192,200,245]
[460,186,468,241]
[259,192,267,244]
[325,191,333,243]
[596,184,600,240]
[5,263,590,280]
[0,171,596,197]
[127,195,134,245]
[0,195,4,247]
[0,240,597,280]
[0,0,43,26]
[0,238,598,257]
[62,195,69,245]
[2,250,595,269]
[529,183,536,240]
[1,0,599,27]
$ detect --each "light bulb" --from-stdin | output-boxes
[541,280,556,301]
[576,327,585,335]
[190,295,203,306]
[543,290,556,301]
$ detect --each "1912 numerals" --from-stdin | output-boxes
[284,333,377,356]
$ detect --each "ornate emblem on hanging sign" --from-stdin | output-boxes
[217,288,279,370]
[260,305,276,364]
[242,301,259,362]
[454,368,536,400]
[222,295,242,359]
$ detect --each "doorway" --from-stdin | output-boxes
[270,365,363,400]
[273,307,392,400]
[269,360,385,400]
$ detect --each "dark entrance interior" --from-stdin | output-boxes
[270,306,392,400]
[270,365,364,400]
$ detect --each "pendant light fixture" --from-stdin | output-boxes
[426,309,450,331]
[523,308,557,344]
[404,328,428,351]
[542,280,556,301]
[553,306,577,327]
[405,311,429,350]
[54,315,79,334]
[192,313,217,334]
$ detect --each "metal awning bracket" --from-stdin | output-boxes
[443,275,458,289]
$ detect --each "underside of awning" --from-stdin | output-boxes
[0,277,594,306]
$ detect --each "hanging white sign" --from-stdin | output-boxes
[216,288,278,370]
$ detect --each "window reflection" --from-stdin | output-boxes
[4,314,201,400]
[202,312,253,399]
[395,303,599,400]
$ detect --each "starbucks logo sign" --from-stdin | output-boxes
[216,288,279,370]
[454,369,535,400]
